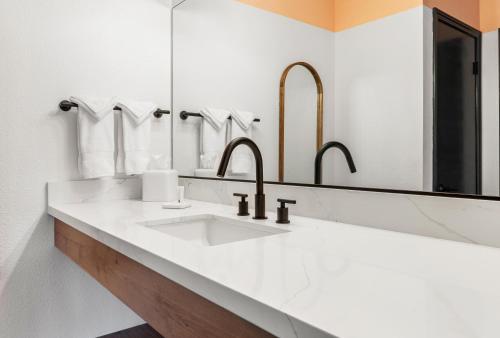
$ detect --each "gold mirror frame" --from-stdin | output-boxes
[279,62,324,182]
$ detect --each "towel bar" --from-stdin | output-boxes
[59,100,170,119]
[179,111,261,122]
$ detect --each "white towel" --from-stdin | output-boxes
[199,108,230,169]
[229,109,254,174]
[116,100,157,175]
[70,96,116,179]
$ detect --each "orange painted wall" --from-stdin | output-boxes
[425,0,480,29]
[239,0,421,32]
[480,0,500,32]
[239,0,499,33]
[237,0,335,31]
[333,0,421,32]
[425,0,500,32]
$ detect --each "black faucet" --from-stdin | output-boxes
[217,137,267,219]
[315,141,357,185]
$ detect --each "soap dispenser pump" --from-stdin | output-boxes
[276,198,296,224]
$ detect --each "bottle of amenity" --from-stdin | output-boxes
[142,169,179,202]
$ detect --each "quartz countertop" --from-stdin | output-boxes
[48,198,500,338]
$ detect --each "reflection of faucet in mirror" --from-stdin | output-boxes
[217,137,267,219]
[315,142,357,185]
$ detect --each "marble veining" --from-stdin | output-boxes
[48,179,500,338]
[405,196,478,244]
[180,177,500,248]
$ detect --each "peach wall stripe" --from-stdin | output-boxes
[480,0,500,32]
[425,0,480,30]
[333,0,421,32]
[237,0,335,31]
[239,0,498,33]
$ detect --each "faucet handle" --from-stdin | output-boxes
[233,193,250,216]
[234,193,248,199]
[277,198,296,207]
[276,199,296,224]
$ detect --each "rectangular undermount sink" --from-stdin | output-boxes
[140,214,289,246]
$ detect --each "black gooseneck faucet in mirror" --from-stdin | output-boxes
[217,137,267,219]
[315,141,357,185]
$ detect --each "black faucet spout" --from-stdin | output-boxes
[217,137,266,219]
[314,141,356,185]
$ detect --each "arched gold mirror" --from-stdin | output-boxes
[279,62,324,182]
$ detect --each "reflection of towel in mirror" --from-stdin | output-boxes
[70,96,116,179]
[230,109,254,174]
[199,108,230,169]
[116,100,157,175]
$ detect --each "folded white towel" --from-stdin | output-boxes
[116,100,157,175]
[199,108,230,169]
[229,109,255,174]
[231,109,255,130]
[70,96,116,179]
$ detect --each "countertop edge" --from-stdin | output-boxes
[47,205,334,338]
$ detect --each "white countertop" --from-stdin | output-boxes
[48,198,500,338]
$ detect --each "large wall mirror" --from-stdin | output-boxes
[172,0,500,198]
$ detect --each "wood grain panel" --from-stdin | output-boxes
[54,219,275,338]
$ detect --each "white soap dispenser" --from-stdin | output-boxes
[142,169,179,202]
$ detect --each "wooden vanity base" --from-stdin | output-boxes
[54,219,275,338]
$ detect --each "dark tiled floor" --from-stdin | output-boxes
[98,324,163,338]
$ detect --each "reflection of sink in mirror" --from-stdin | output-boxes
[141,215,289,246]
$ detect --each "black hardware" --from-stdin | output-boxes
[473,61,479,75]
[58,100,170,119]
[438,184,460,193]
[217,137,267,219]
[233,193,250,216]
[315,141,357,185]
[180,111,260,122]
[181,174,500,202]
[276,198,296,224]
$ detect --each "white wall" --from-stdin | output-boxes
[423,6,434,191]
[482,30,500,196]
[172,0,334,182]
[0,0,171,337]
[329,7,425,190]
